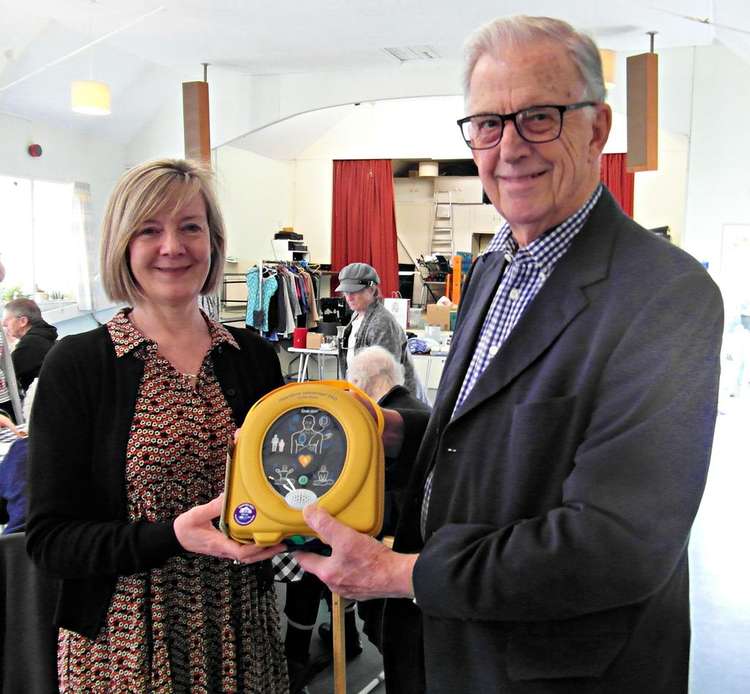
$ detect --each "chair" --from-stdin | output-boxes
[0,532,59,693]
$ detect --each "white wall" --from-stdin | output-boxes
[129,43,736,294]
[293,159,333,264]
[0,112,126,232]
[126,68,256,165]
[213,146,294,271]
[126,61,462,164]
[633,129,689,246]
[217,95,688,270]
[685,43,750,283]
[0,112,126,312]
[298,97,468,161]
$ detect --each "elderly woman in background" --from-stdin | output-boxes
[331,345,431,654]
[26,159,289,692]
[347,345,431,535]
[337,262,426,401]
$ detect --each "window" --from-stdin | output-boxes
[0,175,79,301]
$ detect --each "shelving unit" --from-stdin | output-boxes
[272,238,309,262]
[220,272,247,323]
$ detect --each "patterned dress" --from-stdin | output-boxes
[57,310,289,693]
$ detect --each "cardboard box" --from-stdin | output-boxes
[306,333,323,349]
[425,304,456,331]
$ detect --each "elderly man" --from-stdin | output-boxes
[296,15,723,694]
[3,298,57,391]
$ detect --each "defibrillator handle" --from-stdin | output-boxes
[253,379,385,436]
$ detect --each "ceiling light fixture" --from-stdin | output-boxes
[626,31,659,172]
[71,1,111,116]
[599,49,616,90]
[71,79,111,115]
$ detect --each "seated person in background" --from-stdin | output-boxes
[0,360,10,421]
[3,298,58,391]
[344,345,432,653]
[0,413,25,438]
[347,345,432,535]
[284,347,433,688]
[0,380,36,534]
[0,426,29,535]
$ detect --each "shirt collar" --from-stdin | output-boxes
[107,308,240,359]
[483,183,603,263]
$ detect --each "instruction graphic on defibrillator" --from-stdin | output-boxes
[221,381,385,545]
[263,408,345,502]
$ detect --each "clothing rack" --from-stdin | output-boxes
[244,261,322,337]
[259,259,320,271]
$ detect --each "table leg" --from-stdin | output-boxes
[298,354,309,382]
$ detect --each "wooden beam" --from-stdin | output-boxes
[182,80,211,165]
[626,52,658,172]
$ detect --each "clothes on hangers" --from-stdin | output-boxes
[245,262,321,338]
[245,267,278,332]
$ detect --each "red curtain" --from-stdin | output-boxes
[600,153,634,217]
[331,160,399,298]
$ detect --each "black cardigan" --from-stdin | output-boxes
[26,322,284,639]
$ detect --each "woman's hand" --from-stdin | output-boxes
[174,494,285,563]
[0,414,26,437]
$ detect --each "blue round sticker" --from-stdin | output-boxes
[234,503,257,526]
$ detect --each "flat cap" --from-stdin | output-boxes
[335,262,380,293]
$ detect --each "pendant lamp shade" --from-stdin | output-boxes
[599,49,616,90]
[71,80,111,115]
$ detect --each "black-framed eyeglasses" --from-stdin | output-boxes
[457,101,598,149]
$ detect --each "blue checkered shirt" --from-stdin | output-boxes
[420,185,603,538]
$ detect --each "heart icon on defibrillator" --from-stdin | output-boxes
[221,381,384,546]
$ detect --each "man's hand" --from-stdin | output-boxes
[174,494,285,563]
[294,504,418,601]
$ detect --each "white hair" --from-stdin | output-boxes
[347,346,404,399]
[462,15,606,104]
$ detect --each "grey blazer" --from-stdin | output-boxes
[383,188,724,693]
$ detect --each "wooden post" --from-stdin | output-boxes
[182,80,211,165]
[332,592,347,694]
[626,51,658,172]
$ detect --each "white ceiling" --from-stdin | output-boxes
[1,0,748,145]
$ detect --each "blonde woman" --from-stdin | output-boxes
[27,159,289,692]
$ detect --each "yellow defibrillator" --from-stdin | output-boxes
[221,380,384,547]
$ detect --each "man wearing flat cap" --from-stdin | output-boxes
[297,15,723,693]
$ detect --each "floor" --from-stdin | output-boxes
[273,344,750,693]
[689,389,750,693]
[275,586,386,694]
